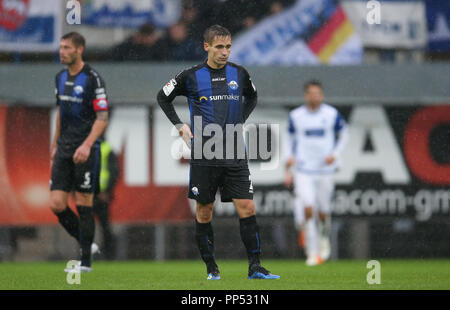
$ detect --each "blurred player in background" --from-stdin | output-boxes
[93,136,119,260]
[284,80,348,266]
[157,25,279,280]
[49,32,109,272]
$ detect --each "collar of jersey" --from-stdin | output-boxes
[204,60,226,72]
[67,64,87,78]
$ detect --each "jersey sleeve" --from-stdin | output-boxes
[161,69,189,100]
[242,68,257,98]
[55,75,59,106]
[284,113,296,162]
[242,68,257,121]
[156,69,189,126]
[90,72,109,112]
[334,111,346,132]
[332,110,348,158]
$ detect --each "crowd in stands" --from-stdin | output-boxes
[108,0,296,62]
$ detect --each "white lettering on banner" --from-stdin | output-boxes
[334,189,407,216]
[105,107,149,186]
[335,106,410,184]
[153,105,413,186]
[191,188,450,220]
[50,105,436,190]
[334,189,450,221]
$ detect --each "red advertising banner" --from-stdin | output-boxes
[1,104,449,225]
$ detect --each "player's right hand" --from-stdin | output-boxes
[179,124,193,149]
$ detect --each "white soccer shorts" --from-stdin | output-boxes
[293,172,335,228]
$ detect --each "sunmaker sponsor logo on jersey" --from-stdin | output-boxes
[198,94,240,101]
[208,94,239,101]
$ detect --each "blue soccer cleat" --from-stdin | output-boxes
[248,264,280,280]
[206,266,221,280]
[207,272,221,280]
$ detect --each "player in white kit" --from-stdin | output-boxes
[284,80,348,266]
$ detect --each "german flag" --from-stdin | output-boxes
[306,5,355,64]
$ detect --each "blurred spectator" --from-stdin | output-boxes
[181,1,198,24]
[165,0,298,63]
[206,0,295,35]
[270,1,285,15]
[216,0,266,34]
[180,1,205,42]
[108,23,168,61]
[163,22,205,61]
[93,136,119,260]
[103,0,297,62]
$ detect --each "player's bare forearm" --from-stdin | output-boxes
[285,157,295,172]
[284,157,295,187]
[51,107,60,150]
[82,111,109,148]
[73,111,108,164]
[50,108,60,167]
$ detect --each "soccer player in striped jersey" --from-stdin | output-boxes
[157,25,279,280]
[50,32,109,272]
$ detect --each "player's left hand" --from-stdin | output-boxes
[73,143,91,164]
[325,155,335,165]
[179,124,193,149]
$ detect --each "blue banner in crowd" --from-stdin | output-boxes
[82,0,181,28]
[0,0,61,52]
[426,0,450,52]
[230,0,363,65]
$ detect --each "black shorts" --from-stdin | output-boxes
[188,164,254,204]
[50,145,101,194]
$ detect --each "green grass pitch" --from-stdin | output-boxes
[0,259,449,290]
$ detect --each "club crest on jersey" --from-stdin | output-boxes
[93,98,108,111]
[74,85,84,95]
[191,187,199,196]
[228,80,238,90]
[97,99,107,109]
